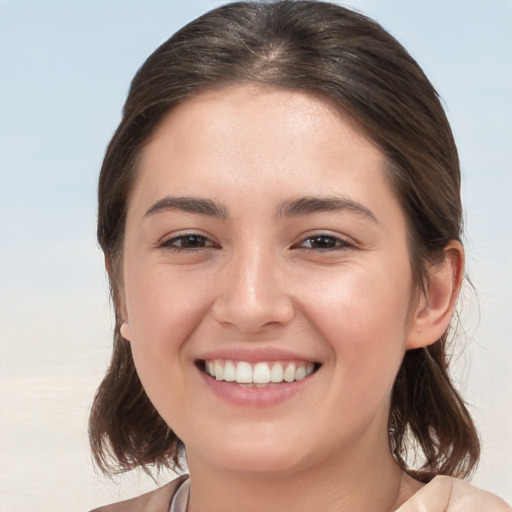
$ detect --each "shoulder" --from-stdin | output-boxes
[398,475,510,511]
[89,474,189,512]
[446,477,511,511]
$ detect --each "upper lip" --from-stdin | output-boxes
[196,346,318,364]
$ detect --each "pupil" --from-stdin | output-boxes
[184,235,203,247]
[312,236,335,248]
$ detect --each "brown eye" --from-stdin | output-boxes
[161,234,214,250]
[299,235,350,250]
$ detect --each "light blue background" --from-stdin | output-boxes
[1,1,511,509]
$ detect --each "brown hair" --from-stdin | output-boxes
[89,0,480,479]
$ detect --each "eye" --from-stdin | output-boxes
[160,233,216,250]
[297,234,352,251]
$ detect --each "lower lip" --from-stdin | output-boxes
[196,367,317,407]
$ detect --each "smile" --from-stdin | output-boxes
[201,360,318,386]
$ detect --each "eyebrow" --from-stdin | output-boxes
[144,194,377,223]
[144,196,228,219]
[277,196,378,223]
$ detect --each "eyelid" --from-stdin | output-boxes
[292,231,356,251]
[156,229,355,252]
[158,230,219,250]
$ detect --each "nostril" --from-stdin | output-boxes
[211,297,295,334]
[210,266,295,332]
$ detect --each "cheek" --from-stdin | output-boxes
[122,265,204,391]
[304,262,414,382]
[123,260,229,414]
[125,261,208,336]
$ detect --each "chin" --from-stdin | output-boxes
[187,428,312,476]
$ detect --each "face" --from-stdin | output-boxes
[121,85,419,476]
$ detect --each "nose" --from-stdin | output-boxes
[212,247,295,333]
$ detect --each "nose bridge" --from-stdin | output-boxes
[213,241,294,332]
[237,245,274,309]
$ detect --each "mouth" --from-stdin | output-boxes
[197,359,320,387]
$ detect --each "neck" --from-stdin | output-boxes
[185,427,421,512]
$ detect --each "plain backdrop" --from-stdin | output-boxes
[1,1,511,510]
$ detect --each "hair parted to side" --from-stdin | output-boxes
[90,0,480,480]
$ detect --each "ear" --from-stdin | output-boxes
[104,254,132,341]
[407,241,464,349]
[120,322,133,341]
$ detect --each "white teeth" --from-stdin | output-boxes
[236,361,253,383]
[253,362,271,384]
[214,361,224,381]
[283,363,296,383]
[224,361,236,381]
[295,366,306,381]
[205,359,315,385]
[270,363,284,382]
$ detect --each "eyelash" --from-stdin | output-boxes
[159,233,353,252]
[159,234,216,251]
[294,234,353,251]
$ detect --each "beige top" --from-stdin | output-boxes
[90,474,511,512]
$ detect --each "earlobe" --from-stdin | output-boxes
[104,254,131,340]
[120,322,132,341]
[407,241,464,349]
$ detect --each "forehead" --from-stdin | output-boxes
[133,85,389,204]
[148,85,371,153]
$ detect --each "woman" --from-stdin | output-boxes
[89,1,510,510]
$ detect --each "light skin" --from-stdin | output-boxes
[119,85,463,512]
